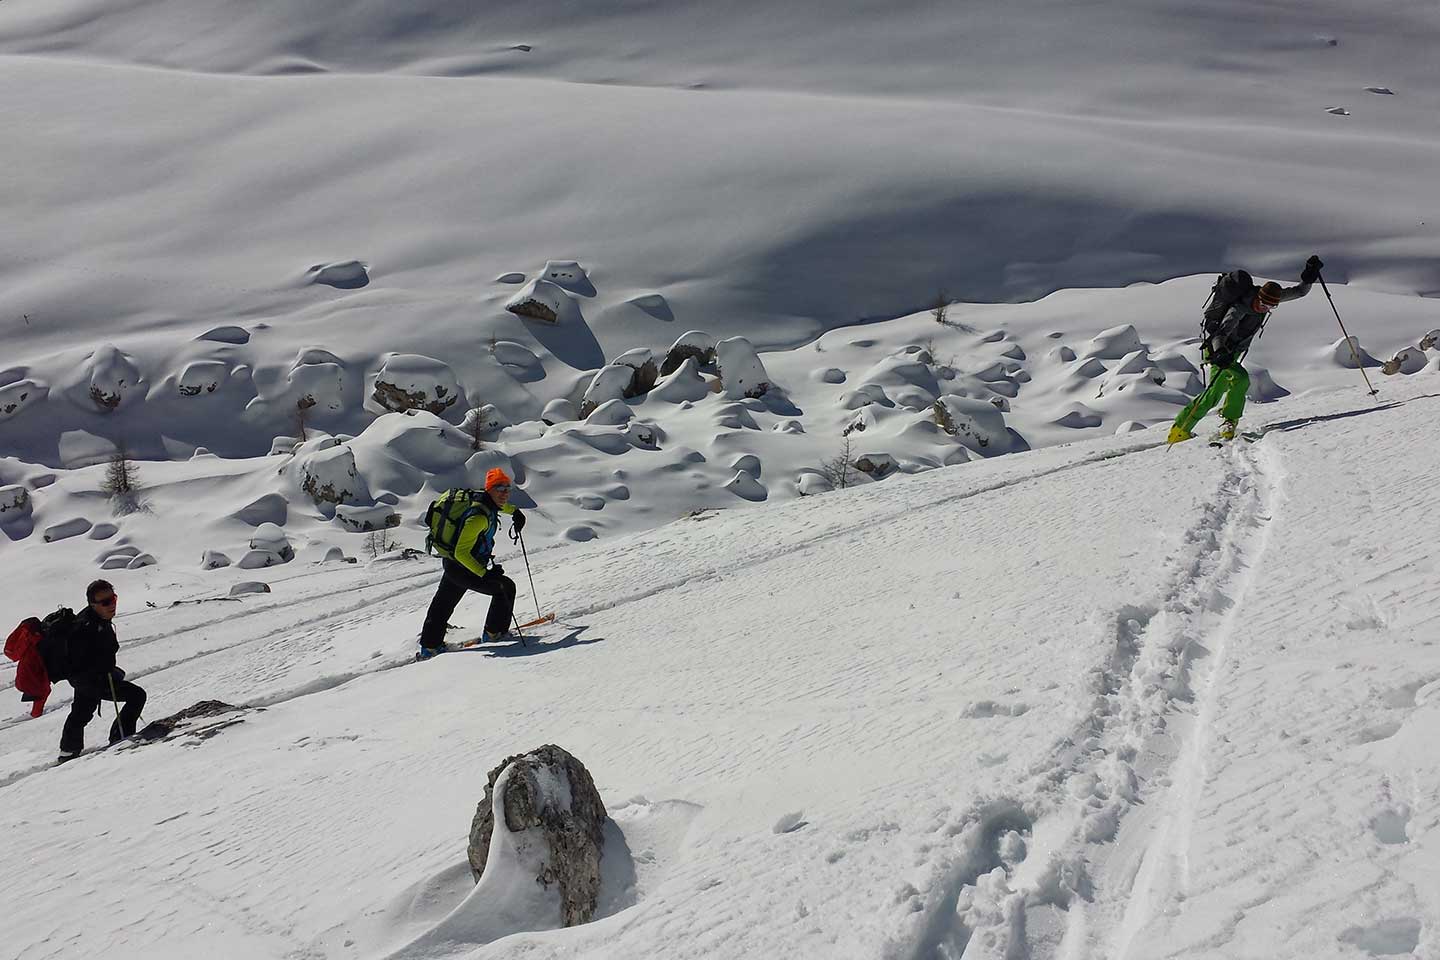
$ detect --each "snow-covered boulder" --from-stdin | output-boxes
[716,337,771,399]
[815,368,847,384]
[126,553,157,570]
[493,341,541,369]
[249,522,294,562]
[270,436,301,456]
[335,503,400,533]
[175,360,228,397]
[43,517,92,542]
[854,452,898,479]
[839,383,893,410]
[506,279,569,324]
[237,548,288,569]
[467,745,608,927]
[650,358,710,404]
[201,550,232,570]
[78,344,143,412]
[660,330,718,375]
[0,378,48,422]
[1053,404,1104,429]
[196,325,250,345]
[306,259,369,289]
[286,348,347,414]
[933,396,1020,455]
[730,454,761,478]
[723,470,767,502]
[797,472,832,496]
[96,545,139,566]
[586,399,636,426]
[541,398,578,424]
[294,444,370,513]
[1246,367,1290,401]
[0,485,31,520]
[612,348,659,395]
[371,354,462,417]
[579,353,657,415]
[461,404,511,441]
[1381,346,1428,376]
[539,260,595,296]
[1082,324,1144,360]
[229,581,271,596]
[1328,336,1379,369]
[232,494,287,527]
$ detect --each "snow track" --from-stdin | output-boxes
[886,441,1281,960]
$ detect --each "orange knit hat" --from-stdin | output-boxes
[485,468,512,491]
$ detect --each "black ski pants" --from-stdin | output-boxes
[61,675,146,754]
[419,559,516,649]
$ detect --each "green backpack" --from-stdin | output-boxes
[424,489,486,559]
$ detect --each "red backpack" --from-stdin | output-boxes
[4,619,52,717]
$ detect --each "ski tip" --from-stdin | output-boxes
[516,613,556,629]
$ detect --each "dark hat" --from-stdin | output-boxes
[1257,282,1284,306]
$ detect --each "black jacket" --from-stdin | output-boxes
[1208,280,1313,367]
[61,608,120,688]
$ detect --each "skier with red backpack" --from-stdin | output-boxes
[416,468,528,658]
[1168,255,1323,445]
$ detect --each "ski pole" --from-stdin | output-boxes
[108,672,127,739]
[517,530,542,622]
[1317,273,1380,398]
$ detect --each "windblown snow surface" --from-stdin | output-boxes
[2,0,1439,957]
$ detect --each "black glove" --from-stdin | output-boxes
[488,563,504,577]
[511,510,526,534]
[1301,255,1323,284]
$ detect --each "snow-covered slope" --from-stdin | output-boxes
[2,381,1436,959]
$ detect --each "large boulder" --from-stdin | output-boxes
[506,279,569,324]
[0,484,31,520]
[933,395,1023,455]
[285,348,347,415]
[715,337,771,399]
[294,443,370,513]
[370,354,462,416]
[650,357,711,404]
[77,344,144,412]
[660,330,718,375]
[0,378,48,422]
[467,745,608,928]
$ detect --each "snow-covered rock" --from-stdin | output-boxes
[77,344,143,412]
[285,348,347,414]
[249,522,294,561]
[293,444,369,513]
[539,260,595,296]
[335,503,400,533]
[493,341,541,368]
[816,368,847,384]
[0,378,48,422]
[370,354,462,417]
[715,337,771,400]
[229,581,271,596]
[0,485,31,520]
[175,360,228,397]
[125,552,157,569]
[723,470,768,501]
[196,325,250,345]
[730,454,762,478]
[461,404,511,440]
[649,358,710,404]
[506,278,569,324]
[933,396,1020,455]
[579,365,638,417]
[201,549,232,570]
[797,472,832,496]
[306,259,369,289]
[87,522,118,540]
[1381,346,1427,376]
[1328,336,1379,369]
[43,517,92,542]
[1053,403,1104,429]
[839,383,893,410]
[541,398,578,424]
[467,745,608,927]
[586,399,636,426]
[853,452,898,478]
[660,330,718,375]
[1083,324,1145,360]
[1247,367,1291,401]
[237,548,288,569]
[232,494,288,527]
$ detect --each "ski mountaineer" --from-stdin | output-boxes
[1168,254,1323,445]
[417,468,527,658]
[53,580,147,764]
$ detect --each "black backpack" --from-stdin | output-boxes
[1201,270,1255,344]
[36,607,78,681]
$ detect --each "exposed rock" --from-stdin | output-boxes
[716,337,771,399]
[371,354,462,416]
[467,745,608,927]
[854,453,898,478]
[176,360,228,397]
[1381,346,1428,376]
[1421,329,1440,351]
[295,444,370,512]
[137,700,242,741]
[660,330,718,375]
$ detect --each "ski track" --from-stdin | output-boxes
[884,438,1281,960]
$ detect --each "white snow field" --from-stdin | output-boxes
[1,381,1437,960]
[3,0,1440,956]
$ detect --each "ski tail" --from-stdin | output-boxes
[515,613,555,630]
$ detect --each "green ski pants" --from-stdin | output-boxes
[1174,363,1249,433]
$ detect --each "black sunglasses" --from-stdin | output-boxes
[92,594,118,607]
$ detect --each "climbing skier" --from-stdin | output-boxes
[417,468,527,658]
[1169,255,1323,444]
[53,579,147,763]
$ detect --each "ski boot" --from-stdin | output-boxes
[1166,424,1194,445]
[415,643,447,662]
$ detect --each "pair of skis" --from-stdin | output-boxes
[417,612,556,659]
